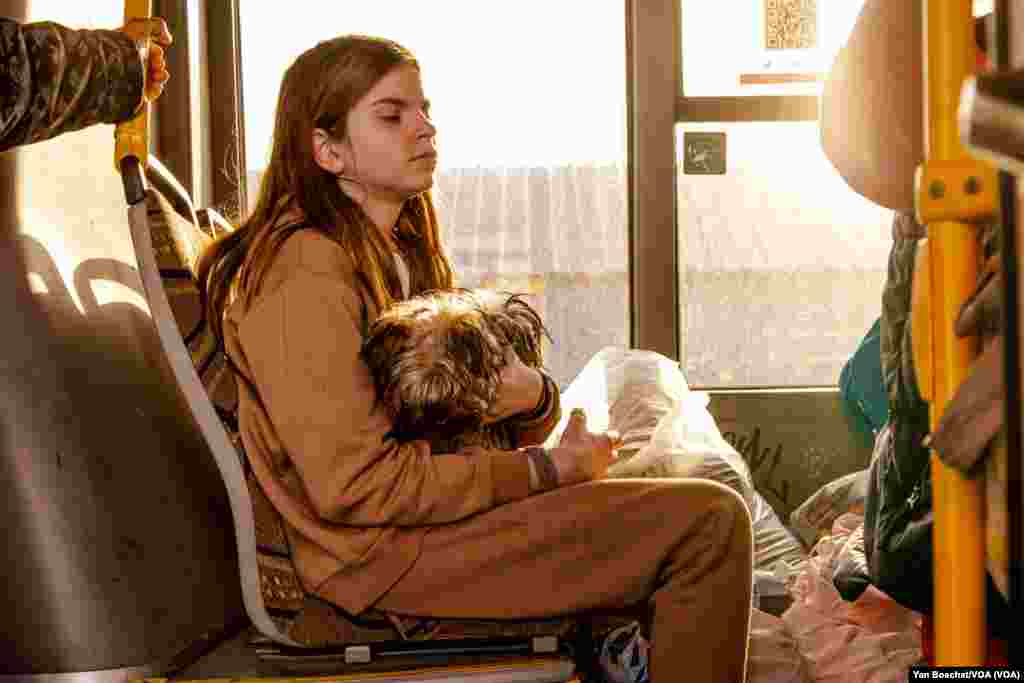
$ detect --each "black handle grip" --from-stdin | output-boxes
[119,155,148,206]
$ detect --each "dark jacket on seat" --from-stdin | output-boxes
[863,213,1011,636]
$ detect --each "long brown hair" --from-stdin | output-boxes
[197,34,454,353]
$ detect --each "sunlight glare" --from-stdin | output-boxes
[240,1,627,171]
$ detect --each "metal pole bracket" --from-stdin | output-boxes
[915,159,1000,226]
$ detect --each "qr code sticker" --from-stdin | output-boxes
[765,0,817,50]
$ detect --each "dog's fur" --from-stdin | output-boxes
[360,289,550,449]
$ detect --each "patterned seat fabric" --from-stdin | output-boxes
[143,188,610,649]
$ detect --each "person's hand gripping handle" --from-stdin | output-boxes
[114,0,172,183]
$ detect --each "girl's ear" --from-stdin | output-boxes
[312,128,346,175]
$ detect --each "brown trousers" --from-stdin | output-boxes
[376,477,754,683]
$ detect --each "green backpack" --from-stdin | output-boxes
[839,318,889,450]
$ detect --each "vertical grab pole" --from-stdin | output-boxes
[114,0,153,190]
[920,0,987,665]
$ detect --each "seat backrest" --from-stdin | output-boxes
[146,160,419,649]
[4,111,244,678]
[140,157,307,647]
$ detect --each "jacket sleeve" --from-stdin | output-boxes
[237,271,534,527]
[504,371,562,448]
[0,18,144,152]
[880,211,926,414]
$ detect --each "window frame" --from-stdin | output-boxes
[153,0,247,217]
[630,0,851,390]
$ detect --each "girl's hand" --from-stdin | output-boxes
[549,408,621,485]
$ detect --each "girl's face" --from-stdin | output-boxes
[337,64,438,205]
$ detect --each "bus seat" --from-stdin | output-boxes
[136,157,633,678]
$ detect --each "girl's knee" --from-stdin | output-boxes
[711,484,753,549]
[669,478,750,518]
[673,480,753,552]
[600,479,753,554]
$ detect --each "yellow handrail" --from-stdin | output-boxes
[114,0,152,172]
[916,0,988,665]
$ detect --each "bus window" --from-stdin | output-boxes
[676,0,892,389]
[681,0,864,98]
[239,1,628,388]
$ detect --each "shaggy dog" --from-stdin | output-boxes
[360,289,550,451]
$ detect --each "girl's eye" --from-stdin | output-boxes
[381,115,400,123]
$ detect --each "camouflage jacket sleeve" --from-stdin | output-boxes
[880,211,927,414]
[0,18,144,153]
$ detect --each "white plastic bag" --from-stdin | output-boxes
[789,469,870,549]
[543,347,688,455]
[782,513,923,683]
[543,347,752,501]
[546,347,806,570]
[748,608,812,683]
[750,490,810,572]
[608,390,754,501]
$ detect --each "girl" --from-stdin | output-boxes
[197,34,753,682]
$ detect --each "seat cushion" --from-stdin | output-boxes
[246,467,586,648]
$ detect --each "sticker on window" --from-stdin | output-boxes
[683,132,726,175]
[765,0,817,50]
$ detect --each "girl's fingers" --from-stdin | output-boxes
[560,408,586,443]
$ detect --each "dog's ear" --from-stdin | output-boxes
[445,308,506,381]
[361,315,416,411]
[498,294,549,368]
[434,297,505,420]
[361,320,400,375]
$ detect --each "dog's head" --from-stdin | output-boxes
[360,289,549,443]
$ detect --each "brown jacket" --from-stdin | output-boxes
[224,228,561,615]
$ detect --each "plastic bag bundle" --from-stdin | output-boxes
[547,347,807,571]
[782,513,923,683]
[544,347,687,456]
[608,391,754,502]
[598,622,650,683]
[789,469,870,549]
[750,490,810,571]
[748,608,812,683]
[544,347,751,501]
[832,521,872,602]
